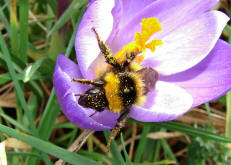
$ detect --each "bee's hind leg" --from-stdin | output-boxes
[106,108,131,152]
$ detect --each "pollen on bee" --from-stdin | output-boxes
[103,72,123,113]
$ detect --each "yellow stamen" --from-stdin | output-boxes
[134,54,144,64]
[115,17,162,64]
[141,17,162,38]
[145,40,163,52]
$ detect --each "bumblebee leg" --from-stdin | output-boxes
[72,78,104,86]
[106,108,131,152]
[92,27,121,69]
[122,51,141,68]
[74,93,87,97]
[72,78,94,84]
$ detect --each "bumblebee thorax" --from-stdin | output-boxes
[103,70,145,113]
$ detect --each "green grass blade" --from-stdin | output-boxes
[37,4,86,139]
[134,125,150,162]
[133,160,176,165]
[0,2,10,33]
[47,0,57,15]
[54,122,76,129]
[120,133,132,165]
[22,57,46,83]
[38,102,60,140]
[0,28,52,165]
[10,0,19,54]
[135,121,231,143]
[226,91,231,138]
[226,22,231,138]
[19,0,29,62]
[225,25,231,37]
[0,32,38,136]
[7,152,41,159]
[160,139,178,165]
[104,131,126,165]
[26,91,57,164]
[47,0,88,38]
[0,124,102,165]
[0,108,30,133]
[79,150,113,164]
[0,72,11,85]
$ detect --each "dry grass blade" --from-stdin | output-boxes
[92,136,109,154]
[29,10,48,32]
[55,129,94,165]
[5,138,31,150]
[176,108,225,132]
[0,83,16,108]
[0,141,7,165]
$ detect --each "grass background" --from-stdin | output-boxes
[0,0,231,164]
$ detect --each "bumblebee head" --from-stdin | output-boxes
[78,87,108,112]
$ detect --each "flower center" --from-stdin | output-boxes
[115,17,162,64]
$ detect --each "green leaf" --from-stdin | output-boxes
[19,0,29,62]
[226,91,231,137]
[133,160,176,165]
[134,125,150,162]
[135,121,231,143]
[0,73,11,85]
[0,124,102,165]
[120,133,132,165]
[22,57,46,82]
[48,31,65,60]
[10,0,19,54]
[104,131,126,165]
[0,108,30,133]
[160,139,179,165]
[225,25,231,35]
[0,31,38,136]
[79,150,113,164]
[47,0,88,38]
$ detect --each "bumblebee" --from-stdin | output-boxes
[72,24,159,151]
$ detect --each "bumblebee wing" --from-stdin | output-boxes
[136,67,159,94]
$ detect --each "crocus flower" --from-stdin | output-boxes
[53,0,231,131]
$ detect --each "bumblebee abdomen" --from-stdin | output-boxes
[119,75,136,107]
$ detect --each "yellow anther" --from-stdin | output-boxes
[114,17,162,64]
[135,17,162,52]
[145,40,163,52]
[141,17,162,37]
[134,54,144,64]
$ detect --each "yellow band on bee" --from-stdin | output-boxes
[103,72,123,113]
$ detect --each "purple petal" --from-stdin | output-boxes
[53,55,118,131]
[142,11,229,75]
[109,0,219,53]
[75,0,115,78]
[160,40,231,107]
[111,0,157,30]
[130,81,193,122]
